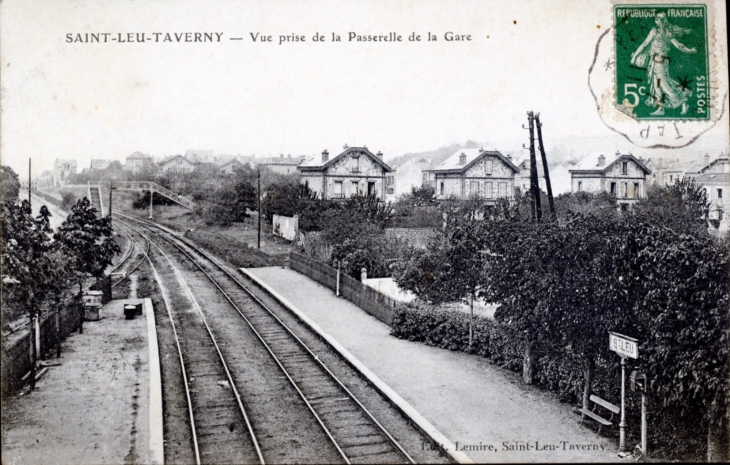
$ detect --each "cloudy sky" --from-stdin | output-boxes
[1,0,728,177]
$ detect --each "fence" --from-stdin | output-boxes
[1,297,83,395]
[289,252,397,325]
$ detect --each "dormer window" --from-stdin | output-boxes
[459,153,467,165]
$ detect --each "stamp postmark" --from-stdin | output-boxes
[614,4,709,121]
[588,0,726,149]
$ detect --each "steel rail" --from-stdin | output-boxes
[121,212,415,464]
[124,219,265,465]
[116,220,202,465]
[110,223,151,288]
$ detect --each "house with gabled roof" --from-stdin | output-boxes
[431,148,519,201]
[158,155,196,174]
[570,152,651,209]
[297,146,393,200]
[53,158,77,186]
[124,152,153,175]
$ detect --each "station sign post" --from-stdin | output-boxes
[609,332,638,453]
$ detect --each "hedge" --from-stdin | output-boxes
[390,303,708,461]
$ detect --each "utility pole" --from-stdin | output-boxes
[535,114,556,217]
[257,170,261,249]
[28,159,32,208]
[527,112,542,223]
[108,182,113,227]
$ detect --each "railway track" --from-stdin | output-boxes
[121,222,263,465]
[119,213,419,464]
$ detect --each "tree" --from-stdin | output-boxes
[614,221,729,460]
[397,184,438,207]
[1,200,70,388]
[394,201,491,346]
[262,182,318,222]
[54,197,120,332]
[631,177,710,235]
[1,165,21,204]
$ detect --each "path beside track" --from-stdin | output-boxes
[243,266,621,464]
[1,299,163,465]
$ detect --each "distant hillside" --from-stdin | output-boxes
[385,140,483,168]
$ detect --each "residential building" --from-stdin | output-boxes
[90,159,110,171]
[686,155,730,229]
[53,158,77,186]
[392,157,436,200]
[257,155,304,175]
[569,152,651,208]
[218,158,246,175]
[297,146,392,200]
[644,154,710,186]
[158,155,196,174]
[431,148,519,201]
[124,152,153,175]
[185,149,214,163]
[513,156,572,196]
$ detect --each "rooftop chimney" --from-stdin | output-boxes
[598,154,606,166]
[376,151,383,158]
[322,150,329,163]
[704,153,710,165]
[459,152,467,165]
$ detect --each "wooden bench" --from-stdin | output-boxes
[579,394,620,435]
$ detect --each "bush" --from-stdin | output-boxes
[60,190,77,210]
[390,302,710,460]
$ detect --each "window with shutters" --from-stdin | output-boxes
[498,182,507,197]
[333,181,343,199]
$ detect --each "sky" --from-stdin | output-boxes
[1,0,728,179]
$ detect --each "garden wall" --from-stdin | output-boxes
[1,297,82,395]
[289,252,397,325]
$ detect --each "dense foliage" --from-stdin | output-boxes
[54,197,121,287]
[1,166,21,204]
[1,201,67,320]
[392,185,729,460]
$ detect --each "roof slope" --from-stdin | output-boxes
[299,146,392,172]
[432,148,518,173]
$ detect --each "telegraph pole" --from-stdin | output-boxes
[535,114,556,217]
[257,169,261,249]
[108,182,113,227]
[527,112,542,222]
[28,159,32,208]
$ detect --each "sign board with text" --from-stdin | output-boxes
[609,332,639,359]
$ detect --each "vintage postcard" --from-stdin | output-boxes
[1,0,728,464]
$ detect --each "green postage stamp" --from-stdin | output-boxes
[614,4,709,120]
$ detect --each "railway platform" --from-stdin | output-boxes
[242,266,621,464]
[1,298,163,465]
